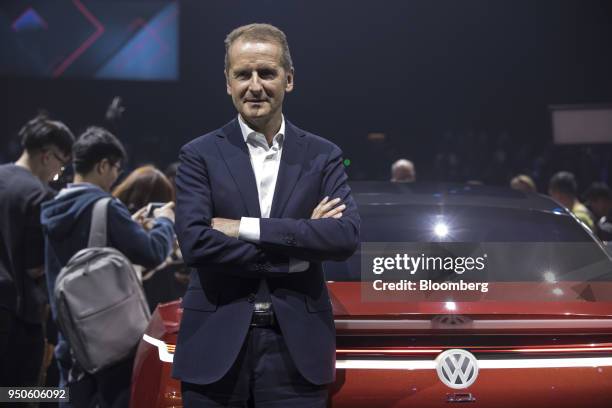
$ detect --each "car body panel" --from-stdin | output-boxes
[130,293,612,408]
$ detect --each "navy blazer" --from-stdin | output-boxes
[172,118,360,385]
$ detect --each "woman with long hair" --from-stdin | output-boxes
[112,165,173,214]
[112,165,187,309]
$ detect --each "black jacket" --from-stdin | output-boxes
[172,119,360,385]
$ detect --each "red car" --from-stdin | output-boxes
[131,183,612,407]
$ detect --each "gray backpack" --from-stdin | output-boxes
[54,197,151,374]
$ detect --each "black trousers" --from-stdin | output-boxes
[181,326,328,408]
[0,308,44,387]
[68,356,132,408]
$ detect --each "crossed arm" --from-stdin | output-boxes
[211,196,345,237]
[175,144,359,277]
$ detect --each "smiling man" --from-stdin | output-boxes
[227,37,291,139]
[172,24,360,407]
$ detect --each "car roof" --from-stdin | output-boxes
[349,181,563,213]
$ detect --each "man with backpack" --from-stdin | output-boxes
[41,127,175,407]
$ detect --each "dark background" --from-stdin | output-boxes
[2,0,612,190]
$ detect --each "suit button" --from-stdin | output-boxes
[247,294,256,303]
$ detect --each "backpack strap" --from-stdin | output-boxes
[88,197,113,248]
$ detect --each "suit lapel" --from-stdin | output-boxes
[215,119,261,217]
[270,121,307,218]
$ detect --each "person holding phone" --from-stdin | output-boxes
[41,127,176,407]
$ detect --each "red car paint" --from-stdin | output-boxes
[130,281,612,408]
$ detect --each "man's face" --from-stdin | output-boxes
[225,39,293,125]
[42,147,70,182]
[97,159,122,192]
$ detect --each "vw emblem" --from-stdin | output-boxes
[435,349,479,389]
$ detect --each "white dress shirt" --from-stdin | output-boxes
[238,114,284,242]
[237,115,309,273]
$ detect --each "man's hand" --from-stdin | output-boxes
[212,218,240,238]
[134,206,156,230]
[311,196,345,219]
[132,206,149,225]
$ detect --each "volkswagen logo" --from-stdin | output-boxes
[435,349,479,389]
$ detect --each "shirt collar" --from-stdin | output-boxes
[238,114,285,147]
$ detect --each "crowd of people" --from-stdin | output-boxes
[0,115,184,407]
[507,170,612,240]
[392,157,612,241]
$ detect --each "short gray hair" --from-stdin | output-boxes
[390,159,416,183]
[224,23,293,72]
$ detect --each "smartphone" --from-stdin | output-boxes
[146,202,166,218]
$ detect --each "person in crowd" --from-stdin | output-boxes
[40,127,176,407]
[112,165,173,214]
[165,161,180,202]
[510,174,537,193]
[173,23,359,407]
[112,164,186,309]
[584,182,612,240]
[390,158,416,183]
[584,182,612,221]
[0,115,74,387]
[548,171,594,230]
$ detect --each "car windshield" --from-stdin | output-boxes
[324,203,612,284]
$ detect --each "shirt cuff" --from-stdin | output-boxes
[239,217,260,242]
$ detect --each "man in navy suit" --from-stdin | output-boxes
[173,23,360,407]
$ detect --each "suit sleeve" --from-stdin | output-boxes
[175,144,291,276]
[259,146,360,262]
